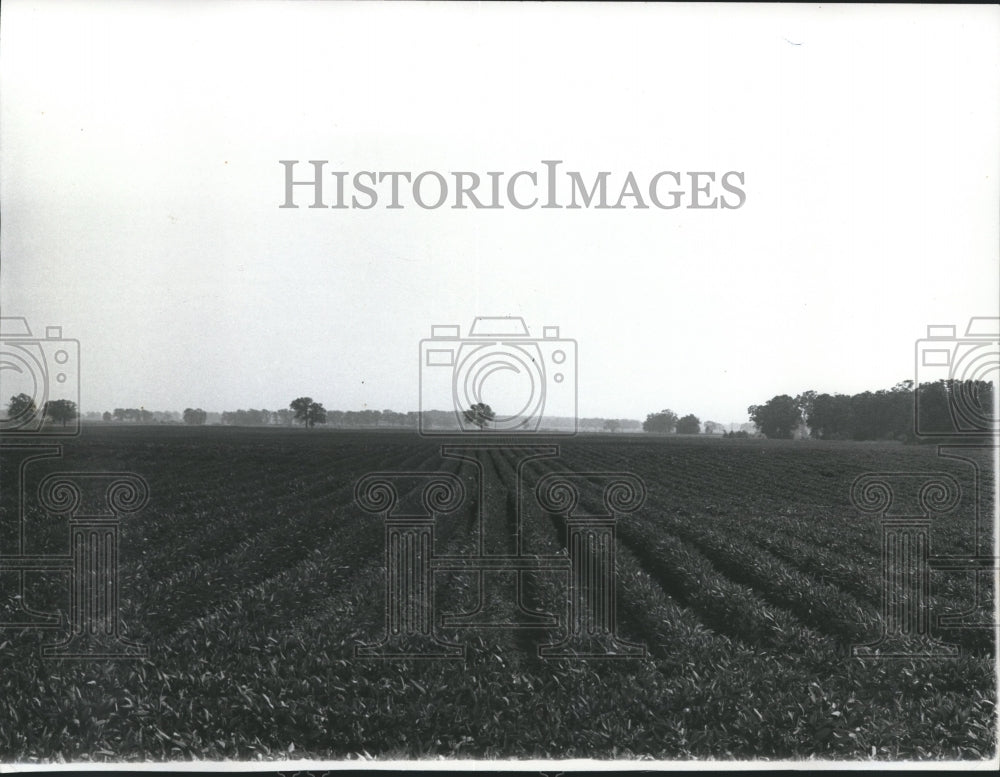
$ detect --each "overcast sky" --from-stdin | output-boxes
[2,1,998,424]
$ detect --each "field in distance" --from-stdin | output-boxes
[0,426,995,760]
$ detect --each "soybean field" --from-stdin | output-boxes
[0,426,995,761]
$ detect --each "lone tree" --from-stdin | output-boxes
[290,397,327,428]
[463,402,495,430]
[6,393,37,423]
[603,419,622,433]
[183,407,207,425]
[43,399,78,427]
[748,395,802,439]
[676,413,701,434]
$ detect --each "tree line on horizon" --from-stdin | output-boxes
[747,379,995,441]
[8,379,990,442]
[92,403,644,432]
[87,403,646,432]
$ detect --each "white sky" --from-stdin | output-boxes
[2,1,998,424]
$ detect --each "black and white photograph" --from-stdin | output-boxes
[1,0,998,769]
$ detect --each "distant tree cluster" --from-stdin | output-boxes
[107,408,177,423]
[94,408,205,425]
[328,409,417,428]
[676,414,701,434]
[748,380,994,441]
[643,409,677,433]
[183,408,208,425]
[112,408,155,423]
[4,394,79,427]
[87,408,204,425]
[220,408,274,426]
[800,385,912,441]
[588,418,641,433]
[188,408,293,426]
[219,406,425,429]
[642,409,701,435]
